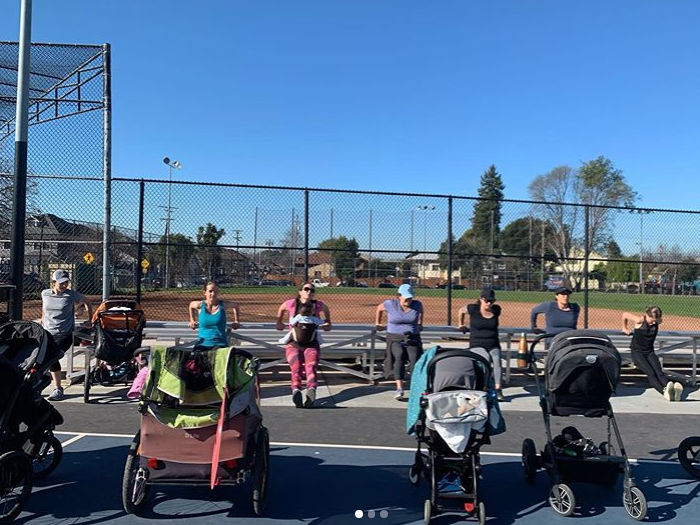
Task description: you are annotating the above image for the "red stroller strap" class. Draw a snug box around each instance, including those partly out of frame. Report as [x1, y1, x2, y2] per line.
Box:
[210, 386, 228, 489]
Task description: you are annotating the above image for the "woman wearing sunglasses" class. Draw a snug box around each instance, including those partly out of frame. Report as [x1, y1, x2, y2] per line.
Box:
[275, 282, 332, 408]
[458, 287, 504, 400]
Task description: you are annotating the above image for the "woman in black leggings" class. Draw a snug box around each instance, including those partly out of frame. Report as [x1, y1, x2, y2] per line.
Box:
[622, 306, 682, 401]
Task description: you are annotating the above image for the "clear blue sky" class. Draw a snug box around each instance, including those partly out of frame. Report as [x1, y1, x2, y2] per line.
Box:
[2, 0, 699, 215]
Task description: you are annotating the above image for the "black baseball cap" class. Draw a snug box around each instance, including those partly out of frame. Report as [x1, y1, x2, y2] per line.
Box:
[555, 286, 572, 295]
[480, 288, 496, 301]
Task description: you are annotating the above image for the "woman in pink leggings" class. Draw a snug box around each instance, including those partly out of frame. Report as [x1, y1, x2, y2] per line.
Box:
[275, 282, 332, 408]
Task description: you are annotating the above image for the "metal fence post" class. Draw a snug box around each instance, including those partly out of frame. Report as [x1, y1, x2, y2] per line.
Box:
[304, 189, 309, 282]
[136, 179, 145, 303]
[447, 196, 453, 325]
[101, 43, 112, 301]
[584, 204, 589, 328]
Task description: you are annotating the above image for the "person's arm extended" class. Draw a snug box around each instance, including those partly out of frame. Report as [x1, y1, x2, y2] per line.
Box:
[229, 300, 240, 330]
[375, 302, 386, 331]
[275, 303, 287, 331]
[457, 305, 468, 332]
[320, 303, 332, 331]
[76, 293, 92, 326]
[622, 311, 642, 335]
[417, 302, 424, 331]
[188, 300, 199, 330]
[530, 302, 548, 331]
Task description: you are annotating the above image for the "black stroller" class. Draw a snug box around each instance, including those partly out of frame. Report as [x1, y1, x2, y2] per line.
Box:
[408, 346, 498, 525]
[0, 321, 64, 523]
[678, 436, 700, 479]
[83, 299, 148, 403]
[521, 330, 647, 520]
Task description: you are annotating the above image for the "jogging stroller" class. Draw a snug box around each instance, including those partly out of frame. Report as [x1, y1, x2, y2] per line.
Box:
[0, 321, 64, 523]
[83, 299, 148, 403]
[521, 330, 647, 520]
[678, 436, 700, 479]
[407, 346, 502, 525]
[122, 341, 269, 516]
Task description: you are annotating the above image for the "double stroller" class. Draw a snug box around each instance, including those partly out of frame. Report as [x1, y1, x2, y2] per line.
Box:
[122, 341, 269, 516]
[83, 299, 147, 403]
[521, 330, 647, 520]
[0, 321, 64, 522]
[407, 346, 502, 525]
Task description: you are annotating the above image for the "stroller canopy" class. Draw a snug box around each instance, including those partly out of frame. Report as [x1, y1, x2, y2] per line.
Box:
[143, 344, 258, 429]
[0, 321, 54, 373]
[546, 330, 622, 416]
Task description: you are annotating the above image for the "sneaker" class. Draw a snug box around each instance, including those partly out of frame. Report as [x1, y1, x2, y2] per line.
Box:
[496, 389, 505, 402]
[673, 382, 684, 401]
[292, 389, 303, 408]
[304, 388, 316, 408]
[394, 389, 404, 400]
[663, 381, 674, 401]
[47, 387, 65, 401]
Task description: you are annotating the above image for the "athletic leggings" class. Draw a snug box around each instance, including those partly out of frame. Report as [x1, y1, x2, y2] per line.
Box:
[387, 334, 423, 381]
[484, 347, 502, 386]
[631, 349, 670, 394]
[285, 344, 319, 391]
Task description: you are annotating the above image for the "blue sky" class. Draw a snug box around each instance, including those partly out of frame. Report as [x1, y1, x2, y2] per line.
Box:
[1, 1, 699, 255]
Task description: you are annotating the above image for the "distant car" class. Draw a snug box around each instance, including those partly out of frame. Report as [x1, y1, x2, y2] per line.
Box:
[353, 281, 369, 288]
[259, 280, 279, 286]
[377, 282, 397, 288]
[452, 284, 466, 290]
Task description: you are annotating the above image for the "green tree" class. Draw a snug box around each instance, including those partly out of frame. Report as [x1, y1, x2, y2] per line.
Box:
[471, 165, 505, 245]
[317, 236, 360, 283]
[528, 157, 636, 288]
[196, 223, 226, 281]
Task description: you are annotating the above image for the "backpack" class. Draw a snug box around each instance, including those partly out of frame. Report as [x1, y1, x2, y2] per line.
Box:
[291, 299, 319, 346]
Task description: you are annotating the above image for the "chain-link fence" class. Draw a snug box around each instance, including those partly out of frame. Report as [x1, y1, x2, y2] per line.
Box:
[0, 41, 108, 309]
[10, 176, 699, 331]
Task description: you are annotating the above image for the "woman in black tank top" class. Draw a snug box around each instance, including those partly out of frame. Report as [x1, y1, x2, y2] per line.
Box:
[622, 306, 682, 401]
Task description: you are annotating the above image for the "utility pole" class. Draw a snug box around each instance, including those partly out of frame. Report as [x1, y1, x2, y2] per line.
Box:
[231, 229, 242, 284]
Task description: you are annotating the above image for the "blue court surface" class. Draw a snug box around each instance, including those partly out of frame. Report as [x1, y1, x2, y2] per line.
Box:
[14, 432, 700, 525]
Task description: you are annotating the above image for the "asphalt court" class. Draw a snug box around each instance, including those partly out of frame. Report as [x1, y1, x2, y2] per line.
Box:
[14, 432, 700, 525]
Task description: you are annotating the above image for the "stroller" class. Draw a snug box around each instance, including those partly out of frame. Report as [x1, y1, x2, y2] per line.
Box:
[83, 299, 148, 403]
[121, 341, 269, 516]
[521, 330, 647, 520]
[0, 321, 64, 523]
[407, 346, 500, 525]
[678, 436, 700, 479]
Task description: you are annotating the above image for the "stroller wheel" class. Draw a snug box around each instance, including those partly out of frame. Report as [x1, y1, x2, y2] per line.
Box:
[252, 426, 270, 516]
[0, 451, 33, 523]
[678, 436, 700, 479]
[423, 499, 432, 524]
[408, 464, 421, 486]
[477, 501, 486, 525]
[623, 486, 647, 521]
[122, 432, 150, 515]
[522, 438, 538, 484]
[548, 483, 575, 517]
[31, 434, 63, 480]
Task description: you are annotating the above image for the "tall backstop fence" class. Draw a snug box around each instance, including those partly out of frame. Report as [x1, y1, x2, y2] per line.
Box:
[6, 176, 700, 331]
[0, 41, 110, 314]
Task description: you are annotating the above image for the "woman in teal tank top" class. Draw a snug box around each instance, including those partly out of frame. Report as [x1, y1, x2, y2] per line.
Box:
[188, 281, 240, 348]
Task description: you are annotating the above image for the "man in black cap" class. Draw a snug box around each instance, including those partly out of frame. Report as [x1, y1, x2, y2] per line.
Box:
[530, 286, 579, 342]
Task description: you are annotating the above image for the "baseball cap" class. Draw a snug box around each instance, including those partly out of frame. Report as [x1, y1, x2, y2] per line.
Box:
[555, 286, 572, 295]
[480, 288, 496, 301]
[397, 284, 414, 298]
[52, 269, 70, 283]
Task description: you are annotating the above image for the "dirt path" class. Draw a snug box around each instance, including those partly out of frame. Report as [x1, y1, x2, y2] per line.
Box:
[23, 292, 698, 331]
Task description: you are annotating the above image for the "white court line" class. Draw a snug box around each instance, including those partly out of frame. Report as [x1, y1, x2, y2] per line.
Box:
[53, 431, 676, 465]
[59, 433, 86, 447]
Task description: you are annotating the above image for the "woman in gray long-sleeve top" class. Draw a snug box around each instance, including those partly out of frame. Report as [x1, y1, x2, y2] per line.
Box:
[530, 286, 579, 343]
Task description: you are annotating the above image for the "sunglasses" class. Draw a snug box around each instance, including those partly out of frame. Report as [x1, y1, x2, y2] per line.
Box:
[302, 287, 316, 292]
[481, 298, 494, 303]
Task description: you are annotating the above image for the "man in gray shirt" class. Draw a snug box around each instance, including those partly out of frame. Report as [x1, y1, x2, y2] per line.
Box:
[42, 269, 92, 401]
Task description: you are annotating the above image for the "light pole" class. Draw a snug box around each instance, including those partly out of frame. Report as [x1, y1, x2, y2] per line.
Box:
[630, 209, 651, 295]
[416, 205, 435, 282]
[162, 157, 181, 288]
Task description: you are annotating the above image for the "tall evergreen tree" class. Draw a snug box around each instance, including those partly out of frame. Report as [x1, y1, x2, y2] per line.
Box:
[471, 164, 505, 246]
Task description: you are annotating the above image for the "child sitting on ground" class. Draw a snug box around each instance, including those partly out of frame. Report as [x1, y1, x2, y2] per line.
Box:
[277, 302, 326, 346]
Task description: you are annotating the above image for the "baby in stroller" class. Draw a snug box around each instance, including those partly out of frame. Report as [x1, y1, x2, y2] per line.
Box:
[83, 298, 148, 403]
[0, 321, 64, 522]
[406, 345, 505, 525]
[122, 342, 270, 517]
